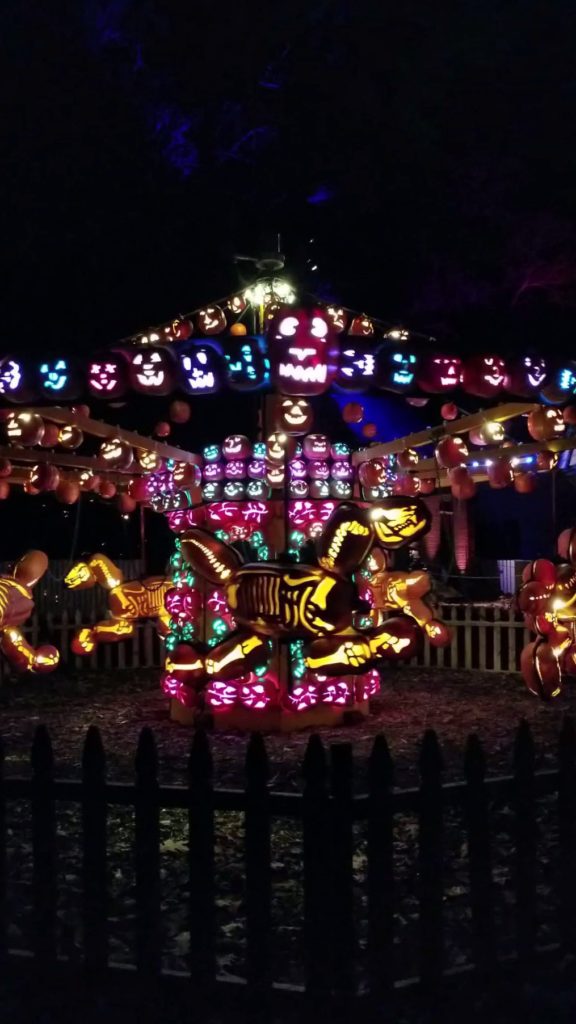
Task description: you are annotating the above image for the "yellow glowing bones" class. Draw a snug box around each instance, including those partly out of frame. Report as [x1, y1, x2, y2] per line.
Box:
[0, 551, 59, 673]
[65, 554, 171, 654]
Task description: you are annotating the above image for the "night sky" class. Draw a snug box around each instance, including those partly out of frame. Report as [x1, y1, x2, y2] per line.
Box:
[3, 2, 576, 565]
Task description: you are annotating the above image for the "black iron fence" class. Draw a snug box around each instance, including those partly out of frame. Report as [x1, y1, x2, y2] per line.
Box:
[1, 720, 575, 1018]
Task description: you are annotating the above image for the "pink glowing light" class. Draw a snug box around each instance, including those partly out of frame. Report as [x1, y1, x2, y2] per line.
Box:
[206, 680, 238, 707]
[288, 500, 336, 527]
[288, 683, 320, 711]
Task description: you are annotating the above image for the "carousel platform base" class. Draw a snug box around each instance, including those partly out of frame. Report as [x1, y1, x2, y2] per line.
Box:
[170, 699, 370, 731]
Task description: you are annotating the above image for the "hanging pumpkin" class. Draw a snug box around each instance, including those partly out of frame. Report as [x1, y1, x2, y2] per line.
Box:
[488, 460, 513, 489]
[348, 315, 374, 336]
[169, 400, 191, 424]
[441, 402, 459, 421]
[397, 449, 419, 470]
[563, 405, 576, 425]
[30, 464, 60, 492]
[229, 322, 247, 336]
[171, 318, 193, 341]
[417, 353, 462, 393]
[462, 355, 508, 398]
[154, 421, 171, 438]
[419, 478, 436, 495]
[58, 424, 84, 449]
[514, 471, 538, 494]
[118, 494, 137, 515]
[536, 450, 558, 472]
[342, 402, 364, 424]
[128, 477, 151, 502]
[6, 412, 45, 447]
[435, 436, 468, 469]
[196, 306, 227, 335]
[527, 407, 565, 441]
[99, 480, 117, 499]
[56, 479, 81, 504]
[362, 423, 377, 439]
[99, 438, 133, 470]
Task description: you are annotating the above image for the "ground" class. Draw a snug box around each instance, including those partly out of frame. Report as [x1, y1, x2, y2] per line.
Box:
[1, 666, 574, 1004]
[0, 665, 574, 786]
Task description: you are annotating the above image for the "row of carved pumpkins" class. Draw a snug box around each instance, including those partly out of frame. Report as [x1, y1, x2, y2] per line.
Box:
[1, 334, 575, 402]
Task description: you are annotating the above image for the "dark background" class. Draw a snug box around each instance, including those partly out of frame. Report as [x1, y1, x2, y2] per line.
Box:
[2, 1, 576, 566]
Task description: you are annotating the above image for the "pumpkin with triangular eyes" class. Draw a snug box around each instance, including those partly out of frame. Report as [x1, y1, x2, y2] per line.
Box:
[128, 347, 175, 396]
[268, 309, 339, 396]
[275, 396, 314, 435]
[417, 353, 462, 393]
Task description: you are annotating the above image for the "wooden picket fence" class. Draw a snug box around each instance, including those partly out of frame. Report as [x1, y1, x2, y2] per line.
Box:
[0, 720, 575, 1018]
[0, 604, 530, 683]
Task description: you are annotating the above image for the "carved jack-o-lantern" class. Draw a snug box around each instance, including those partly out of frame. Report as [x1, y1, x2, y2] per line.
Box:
[136, 449, 164, 472]
[223, 481, 245, 500]
[38, 358, 79, 398]
[325, 306, 347, 332]
[269, 309, 339, 395]
[99, 438, 133, 470]
[88, 353, 128, 399]
[224, 336, 269, 391]
[222, 435, 251, 460]
[540, 362, 576, 404]
[376, 348, 418, 393]
[0, 358, 25, 399]
[349, 316, 374, 337]
[196, 305, 227, 335]
[129, 348, 175, 396]
[527, 407, 566, 441]
[179, 343, 223, 396]
[289, 458, 307, 480]
[267, 432, 296, 463]
[247, 459, 266, 480]
[6, 412, 45, 447]
[276, 396, 314, 435]
[289, 479, 309, 499]
[336, 342, 377, 391]
[331, 460, 353, 481]
[417, 353, 462, 393]
[307, 460, 330, 480]
[303, 434, 330, 460]
[247, 479, 270, 500]
[203, 462, 224, 482]
[507, 356, 548, 396]
[266, 463, 285, 489]
[224, 460, 246, 480]
[462, 355, 508, 398]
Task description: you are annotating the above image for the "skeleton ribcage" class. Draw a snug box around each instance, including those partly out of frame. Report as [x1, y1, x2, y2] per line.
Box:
[234, 571, 318, 633]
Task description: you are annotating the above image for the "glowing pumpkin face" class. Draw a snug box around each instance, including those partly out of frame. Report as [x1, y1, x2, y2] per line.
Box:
[88, 355, 127, 399]
[369, 497, 431, 549]
[336, 343, 377, 391]
[266, 463, 285, 488]
[539, 363, 576, 404]
[246, 479, 270, 500]
[247, 459, 266, 480]
[269, 309, 339, 396]
[129, 348, 174, 395]
[309, 480, 330, 499]
[222, 434, 251, 460]
[303, 434, 330, 460]
[224, 337, 269, 391]
[0, 358, 24, 398]
[377, 349, 418, 392]
[325, 306, 347, 332]
[289, 458, 307, 480]
[462, 355, 508, 397]
[289, 479, 309, 498]
[203, 462, 224, 482]
[100, 438, 133, 469]
[196, 305, 226, 335]
[179, 344, 223, 395]
[330, 480, 352, 500]
[267, 432, 296, 463]
[349, 316, 374, 336]
[331, 460, 353, 481]
[38, 358, 77, 396]
[308, 460, 330, 480]
[223, 481, 245, 499]
[417, 353, 462, 393]
[508, 356, 548, 396]
[203, 444, 221, 462]
[224, 460, 246, 480]
[202, 482, 222, 501]
[277, 397, 313, 435]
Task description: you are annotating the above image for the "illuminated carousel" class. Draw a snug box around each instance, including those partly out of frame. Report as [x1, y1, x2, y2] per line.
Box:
[2, 259, 576, 727]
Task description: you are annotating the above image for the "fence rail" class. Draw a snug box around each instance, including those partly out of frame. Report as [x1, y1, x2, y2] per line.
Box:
[0, 720, 575, 1017]
[0, 604, 529, 682]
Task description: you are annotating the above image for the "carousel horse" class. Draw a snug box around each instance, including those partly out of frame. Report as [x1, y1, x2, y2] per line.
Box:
[0, 551, 59, 672]
[65, 553, 171, 654]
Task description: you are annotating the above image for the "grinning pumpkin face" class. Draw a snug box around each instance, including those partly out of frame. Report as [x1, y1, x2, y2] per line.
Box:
[129, 348, 174, 395]
[100, 438, 133, 469]
[222, 434, 251, 460]
[303, 434, 330, 460]
[179, 343, 222, 395]
[203, 462, 224, 482]
[417, 353, 462, 393]
[508, 355, 548, 396]
[202, 482, 222, 501]
[331, 460, 353, 481]
[246, 479, 270, 500]
[38, 358, 77, 396]
[330, 480, 353, 499]
[224, 460, 246, 480]
[223, 481, 245, 500]
[247, 458, 266, 480]
[377, 348, 418, 392]
[336, 343, 377, 391]
[269, 309, 339, 396]
[266, 463, 285, 488]
[462, 355, 508, 397]
[88, 354, 127, 399]
[349, 316, 374, 336]
[289, 479, 309, 498]
[277, 396, 313, 435]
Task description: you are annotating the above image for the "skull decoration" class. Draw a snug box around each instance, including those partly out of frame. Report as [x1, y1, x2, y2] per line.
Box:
[38, 358, 79, 398]
[222, 435, 251, 460]
[275, 396, 314, 436]
[462, 355, 508, 398]
[376, 348, 418, 392]
[507, 356, 548, 397]
[417, 353, 462, 393]
[179, 343, 223, 395]
[128, 347, 175, 396]
[196, 306, 227, 335]
[87, 353, 128, 399]
[224, 337, 270, 391]
[269, 309, 339, 395]
[330, 480, 353, 499]
[336, 342, 377, 391]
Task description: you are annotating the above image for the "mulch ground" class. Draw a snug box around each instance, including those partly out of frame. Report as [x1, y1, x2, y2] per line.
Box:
[1, 667, 575, 1007]
[0, 665, 575, 786]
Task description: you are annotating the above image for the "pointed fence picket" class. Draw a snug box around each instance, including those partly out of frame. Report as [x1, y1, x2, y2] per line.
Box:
[0, 720, 574, 1016]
